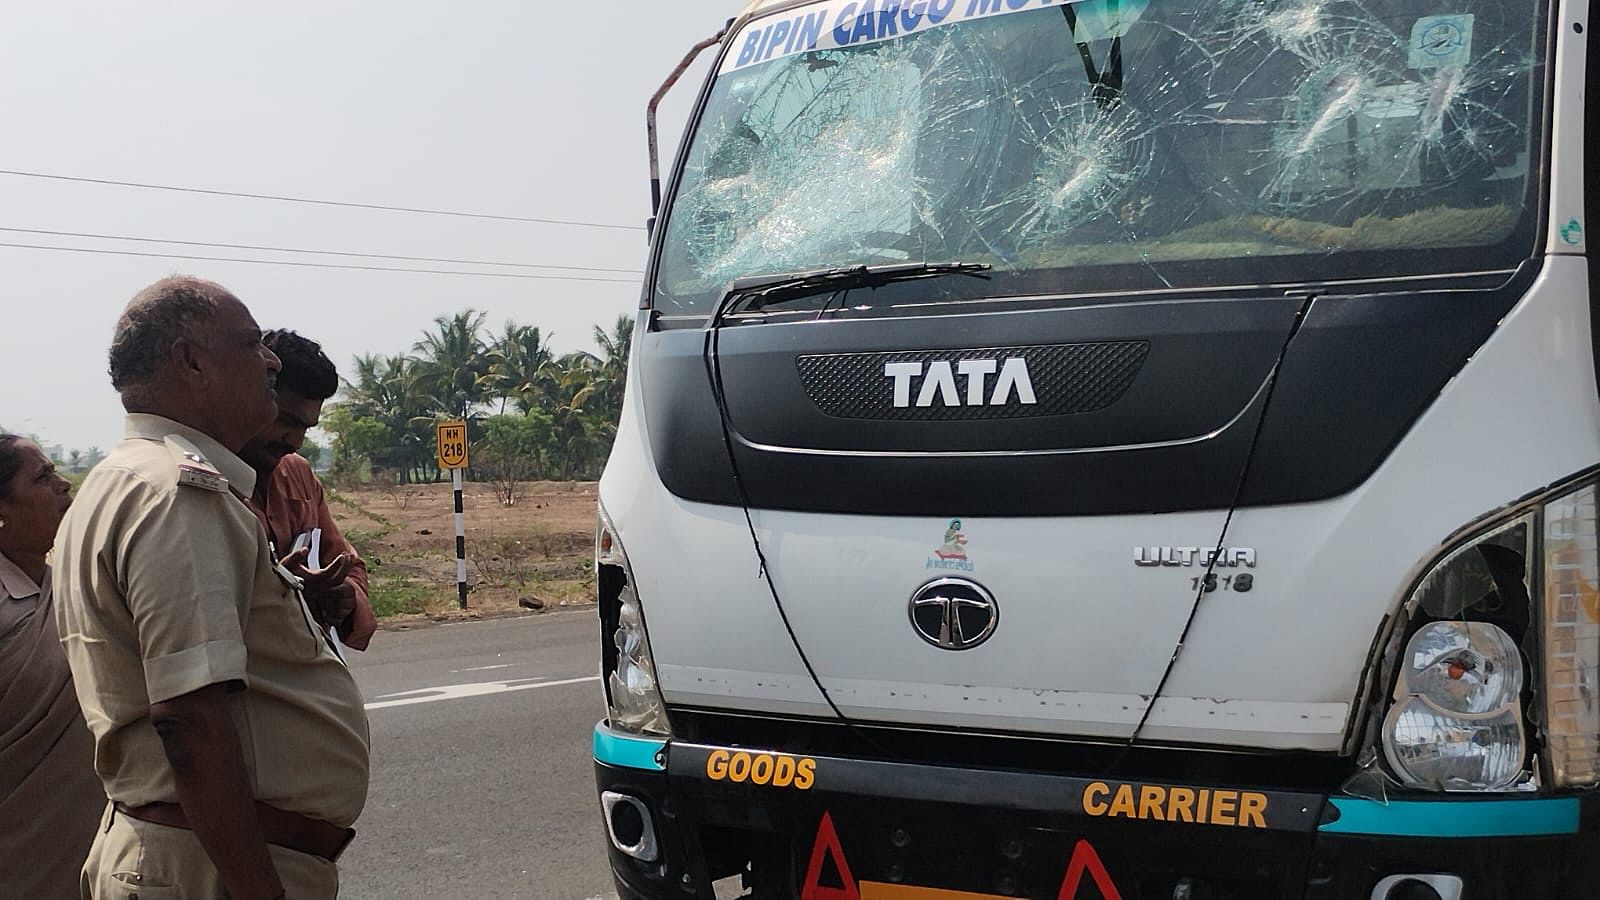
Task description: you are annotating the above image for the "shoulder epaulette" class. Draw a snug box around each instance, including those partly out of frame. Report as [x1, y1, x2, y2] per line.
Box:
[164, 436, 229, 493]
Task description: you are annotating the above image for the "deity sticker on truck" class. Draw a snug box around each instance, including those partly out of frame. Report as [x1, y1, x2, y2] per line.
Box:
[927, 518, 974, 572]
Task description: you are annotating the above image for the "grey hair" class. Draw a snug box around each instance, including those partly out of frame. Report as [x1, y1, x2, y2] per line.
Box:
[107, 276, 233, 391]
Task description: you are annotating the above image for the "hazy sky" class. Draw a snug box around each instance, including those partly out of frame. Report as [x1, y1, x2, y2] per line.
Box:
[0, 1, 739, 451]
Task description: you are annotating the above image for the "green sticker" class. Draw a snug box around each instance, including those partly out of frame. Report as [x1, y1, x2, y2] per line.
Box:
[1561, 218, 1585, 245]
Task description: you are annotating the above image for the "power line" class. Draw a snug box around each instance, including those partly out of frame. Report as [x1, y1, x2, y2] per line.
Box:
[0, 169, 643, 232]
[0, 226, 643, 274]
[0, 240, 643, 283]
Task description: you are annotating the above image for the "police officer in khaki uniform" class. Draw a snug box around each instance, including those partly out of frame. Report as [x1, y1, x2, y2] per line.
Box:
[53, 276, 370, 900]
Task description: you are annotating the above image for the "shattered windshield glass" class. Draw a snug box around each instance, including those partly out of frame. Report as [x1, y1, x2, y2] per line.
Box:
[653, 0, 1543, 317]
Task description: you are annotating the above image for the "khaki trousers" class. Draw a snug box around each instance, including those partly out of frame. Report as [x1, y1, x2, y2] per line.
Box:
[81, 804, 340, 899]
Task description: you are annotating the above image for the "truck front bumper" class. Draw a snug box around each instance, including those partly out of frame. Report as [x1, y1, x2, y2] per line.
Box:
[593, 721, 1598, 899]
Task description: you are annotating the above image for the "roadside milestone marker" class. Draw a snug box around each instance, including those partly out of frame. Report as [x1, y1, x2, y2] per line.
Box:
[436, 420, 469, 470]
[436, 421, 470, 609]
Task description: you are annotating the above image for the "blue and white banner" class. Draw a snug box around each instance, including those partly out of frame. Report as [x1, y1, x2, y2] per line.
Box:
[721, 0, 1150, 74]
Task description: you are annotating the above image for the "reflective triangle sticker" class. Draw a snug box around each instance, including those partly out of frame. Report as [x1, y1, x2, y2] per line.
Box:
[802, 812, 861, 900]
[1057, 840, 1122, 900]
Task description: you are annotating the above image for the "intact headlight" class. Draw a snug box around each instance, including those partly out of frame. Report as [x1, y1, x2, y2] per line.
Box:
[1384, 698, 1526, 791]
[596, 503, 670, 736]
[1362, 474, 1600, 793]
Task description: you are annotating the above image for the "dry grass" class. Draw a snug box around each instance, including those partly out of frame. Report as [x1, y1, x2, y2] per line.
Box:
[327, 480, 598, 625]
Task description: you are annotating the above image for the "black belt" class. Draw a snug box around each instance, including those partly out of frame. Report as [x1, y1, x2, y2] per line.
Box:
[115, 800, 355, 862]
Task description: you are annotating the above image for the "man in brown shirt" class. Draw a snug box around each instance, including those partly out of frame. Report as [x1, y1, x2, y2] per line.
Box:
[54, 276, 370, 899]
[240, 329, 377, 651]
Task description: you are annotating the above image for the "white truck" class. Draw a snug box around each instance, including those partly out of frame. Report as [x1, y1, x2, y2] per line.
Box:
[592, 1, 1600, 897]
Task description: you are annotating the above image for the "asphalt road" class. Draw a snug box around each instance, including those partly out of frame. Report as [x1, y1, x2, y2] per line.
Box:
[340, 612, 617, 900]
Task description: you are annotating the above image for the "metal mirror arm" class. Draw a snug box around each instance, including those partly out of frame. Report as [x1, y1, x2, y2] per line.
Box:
[647, 28, 729, 226]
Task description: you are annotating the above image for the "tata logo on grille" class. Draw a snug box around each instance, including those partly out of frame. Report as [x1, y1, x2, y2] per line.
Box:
[883, 357, 1036, 409]
[909, 578, 998, 650]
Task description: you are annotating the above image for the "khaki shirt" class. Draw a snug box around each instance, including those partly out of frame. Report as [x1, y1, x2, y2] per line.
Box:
[53, 414, 370, 827]
[1, 556, 106, 900]
[0, 553, 41, 640]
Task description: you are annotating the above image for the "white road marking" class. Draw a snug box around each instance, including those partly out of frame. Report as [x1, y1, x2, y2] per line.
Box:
[365, 675, 599, 711]
[449, 663, 513, 673]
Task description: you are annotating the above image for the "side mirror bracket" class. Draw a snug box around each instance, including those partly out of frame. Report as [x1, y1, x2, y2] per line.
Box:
[646, 29, 727, 218]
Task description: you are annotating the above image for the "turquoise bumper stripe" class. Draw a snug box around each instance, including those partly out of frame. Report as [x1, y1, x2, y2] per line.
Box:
[593, 723, 667, 772]
[1323, 797, 1581, 837]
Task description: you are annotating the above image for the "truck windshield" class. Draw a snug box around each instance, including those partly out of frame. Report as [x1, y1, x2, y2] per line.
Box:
[653, 0, 1544, 317]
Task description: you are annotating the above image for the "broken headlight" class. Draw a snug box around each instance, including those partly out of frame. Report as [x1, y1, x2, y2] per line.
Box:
[1365, 475, 1600, 793]
[596, 503, 670, 735]
[1382, 621, 1528, 791]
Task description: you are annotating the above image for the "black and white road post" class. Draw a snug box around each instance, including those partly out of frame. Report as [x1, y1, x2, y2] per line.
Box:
[452, 468, 467, 608]
[436, 420, 470, 609]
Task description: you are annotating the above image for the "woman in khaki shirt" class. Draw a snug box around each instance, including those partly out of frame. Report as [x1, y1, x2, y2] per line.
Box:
[0, 433, 105, 898]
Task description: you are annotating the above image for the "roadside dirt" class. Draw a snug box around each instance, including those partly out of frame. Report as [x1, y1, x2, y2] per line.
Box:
[324, 480, 598, 626]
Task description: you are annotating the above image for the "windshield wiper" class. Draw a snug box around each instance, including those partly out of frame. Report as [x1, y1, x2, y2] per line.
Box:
[712, 261, 991, 323]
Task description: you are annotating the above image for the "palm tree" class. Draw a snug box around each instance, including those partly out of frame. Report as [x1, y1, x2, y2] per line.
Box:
[413, 310, 489, 422]
[323, 311, 637, 484]
[342, 353, 389, 417]
[586, 314, 634, 424]
[341, 353, 437, 482]
[541, 353, 603, 479]
[481, 321, 554, 414]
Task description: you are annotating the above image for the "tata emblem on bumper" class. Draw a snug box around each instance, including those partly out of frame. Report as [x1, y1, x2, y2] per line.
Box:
[1134, 547, 1257, 567]
[909, 578, 998, 650]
